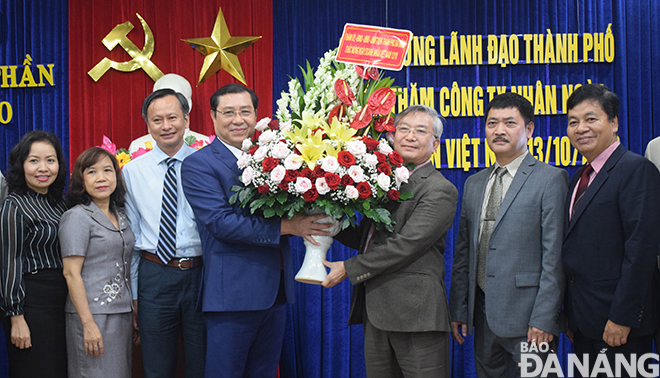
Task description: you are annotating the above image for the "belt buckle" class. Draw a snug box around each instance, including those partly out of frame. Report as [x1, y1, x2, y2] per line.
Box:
[177, 257, 192, 271]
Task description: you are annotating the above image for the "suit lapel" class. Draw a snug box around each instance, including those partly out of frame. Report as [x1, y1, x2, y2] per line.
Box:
[565, 145, 626, 236]
[211, 138, 242, 177]
[492, 154, 535, 231]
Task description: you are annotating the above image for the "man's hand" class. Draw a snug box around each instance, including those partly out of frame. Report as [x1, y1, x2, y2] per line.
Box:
[281, 214, 332, 245]
[321, 260, 347, 287]
[10, 315, 31, 349]
[528, 326, 554, 347]
[451, 321, 468, 345]
[602, 320, 630, 347]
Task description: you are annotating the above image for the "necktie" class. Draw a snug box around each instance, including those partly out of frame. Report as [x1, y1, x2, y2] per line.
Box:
[477, 167, 506, 291]
[572, 164, 594, 215]
[156, 158, 177, 264]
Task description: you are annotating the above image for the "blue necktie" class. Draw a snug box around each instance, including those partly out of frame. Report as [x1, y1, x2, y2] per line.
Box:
[156, 158, 177, 264]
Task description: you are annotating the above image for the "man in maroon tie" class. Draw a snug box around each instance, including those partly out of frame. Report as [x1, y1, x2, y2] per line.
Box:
[562, 84, 660, 377]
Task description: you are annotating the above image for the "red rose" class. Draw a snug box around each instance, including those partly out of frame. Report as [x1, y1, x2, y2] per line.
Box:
[356, 182, 372, 199]
[268, 119, 279, 130]
[300, 167, 314, 179]
[324, 173, 341, 189]
[341, 175, 354, 186]
[374, 151, 387, 164]
[387, 189, 400, 200]
[278, 181, 289, 191]
[262, 157, 279, 173]
[302, 188, 319, 202]
[388, 151, 403, 167]
[361, 136, 379, 152]
[284, 170, 299, 182]
[258, 184, 270, 194]
[249, 145, 259, 155]
[377, 163, 392, 175]
[313, 165, 325, 178]
[337, 151, 356, 167]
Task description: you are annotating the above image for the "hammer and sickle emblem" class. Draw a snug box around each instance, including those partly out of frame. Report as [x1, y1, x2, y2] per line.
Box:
[88, 13, 164, 82]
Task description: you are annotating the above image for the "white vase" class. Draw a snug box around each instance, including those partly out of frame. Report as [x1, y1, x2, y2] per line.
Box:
[294, 211, 341, 285]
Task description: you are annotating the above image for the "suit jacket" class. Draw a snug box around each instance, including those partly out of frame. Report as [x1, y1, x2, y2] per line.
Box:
[563, 144, 660, 340]
[449, 153, 568, 338]
[338, 162, 458, 332]
[181, 138, 294, 312]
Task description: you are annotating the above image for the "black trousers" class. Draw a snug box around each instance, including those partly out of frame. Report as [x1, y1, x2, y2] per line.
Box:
[2, 269, 67, 378]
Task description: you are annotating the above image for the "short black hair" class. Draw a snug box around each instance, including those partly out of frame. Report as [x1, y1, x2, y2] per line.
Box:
[485, 92, 535, 126]
[566, 83, 619, 121]
[66, 147, 126, 211]
[141, 89, 190, 123]
[210, 83, 258, 112]
[6, 130, 67, 203]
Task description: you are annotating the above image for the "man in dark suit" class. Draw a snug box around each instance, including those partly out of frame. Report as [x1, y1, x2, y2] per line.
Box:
[449, 92, 568, 377]
[322, 105, 458, 378]
[563, 84, 660, 376]
[180, 83, 329, 378]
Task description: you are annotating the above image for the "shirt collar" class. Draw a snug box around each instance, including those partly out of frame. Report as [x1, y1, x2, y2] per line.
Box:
[219, 139, 244, 159]
[151, 143, 189, 165]
[589, 140, 620, 174]
[492, 150, 528, 178]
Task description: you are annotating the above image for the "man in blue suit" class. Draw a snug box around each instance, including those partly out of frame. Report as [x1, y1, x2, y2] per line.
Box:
[181, 83, 329, 378]
[563, 84, 660, 377]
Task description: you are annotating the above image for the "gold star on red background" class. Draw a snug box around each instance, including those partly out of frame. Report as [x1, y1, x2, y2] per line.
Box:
[181, 7, 261, 85]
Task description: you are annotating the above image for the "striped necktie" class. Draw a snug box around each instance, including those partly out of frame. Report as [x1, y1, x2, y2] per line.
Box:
[156, 158, 177, 264]
[477, 166, 506, 291]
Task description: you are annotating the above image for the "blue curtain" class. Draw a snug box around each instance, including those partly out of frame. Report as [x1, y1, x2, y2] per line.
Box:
[0, 2, 68, 377]
[273, 1, 660, 377]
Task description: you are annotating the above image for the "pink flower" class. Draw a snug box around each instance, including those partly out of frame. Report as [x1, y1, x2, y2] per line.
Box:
[294, 177, 312, 193]
[98, 136, 116, 154]
[315, 177, 331, 195]
[131, 147, 150, 159]
[190, 140, 206, 150]
[270, 165, 286, 184]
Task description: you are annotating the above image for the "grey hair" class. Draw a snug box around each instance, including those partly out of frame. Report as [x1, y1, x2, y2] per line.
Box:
[393, 105, 444, 139]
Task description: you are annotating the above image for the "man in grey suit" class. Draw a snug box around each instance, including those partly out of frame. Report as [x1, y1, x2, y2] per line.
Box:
[322, 105, 458, 378]
[449, 92, 568, 377]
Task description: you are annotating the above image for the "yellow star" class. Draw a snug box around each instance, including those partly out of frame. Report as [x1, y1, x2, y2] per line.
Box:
[181, 7, 261, 85]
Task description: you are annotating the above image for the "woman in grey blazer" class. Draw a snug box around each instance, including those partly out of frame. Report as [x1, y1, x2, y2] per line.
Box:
[60, 147, 135, 378]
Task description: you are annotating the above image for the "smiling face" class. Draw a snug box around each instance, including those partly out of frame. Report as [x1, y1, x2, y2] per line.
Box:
[211, 91, 257, 149]
[83, 155, 117, 205]
[485, 107, 534, 166]
[392, 111, 440, 165]
[567, 100, 619, 162]
[23, 141, 59, 194]
[146, 94, 189, 156]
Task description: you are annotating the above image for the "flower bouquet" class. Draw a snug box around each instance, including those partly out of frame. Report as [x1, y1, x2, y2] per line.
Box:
[230, 48, 411, 284]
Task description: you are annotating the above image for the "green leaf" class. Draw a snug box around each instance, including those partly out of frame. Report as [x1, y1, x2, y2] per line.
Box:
[239, 186, 253, 203]
[229, 192, 239, 205]
[263, 208, 276, 218]
[398, 190, 413, 200]
[276, 191, 288, 204]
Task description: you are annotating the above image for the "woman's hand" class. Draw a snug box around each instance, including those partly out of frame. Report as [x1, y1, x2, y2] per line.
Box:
[83, 320, 104, 357]
[10, 315, 31, 349]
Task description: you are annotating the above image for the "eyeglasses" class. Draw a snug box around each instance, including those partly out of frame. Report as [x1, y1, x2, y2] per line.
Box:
[213, 109, 255, 119]
[396, 125, 432, 137]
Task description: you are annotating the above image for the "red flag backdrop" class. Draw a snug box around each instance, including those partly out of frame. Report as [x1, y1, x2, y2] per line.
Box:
[68, 0, 273, 163]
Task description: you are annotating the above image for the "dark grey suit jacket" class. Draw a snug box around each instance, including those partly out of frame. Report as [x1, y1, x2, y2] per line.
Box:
[338, 162, 458, 332]
[449, 153, 568, 338]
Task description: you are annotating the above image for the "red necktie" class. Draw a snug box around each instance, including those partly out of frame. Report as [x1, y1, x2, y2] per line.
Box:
[572, 164, 594, 214]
